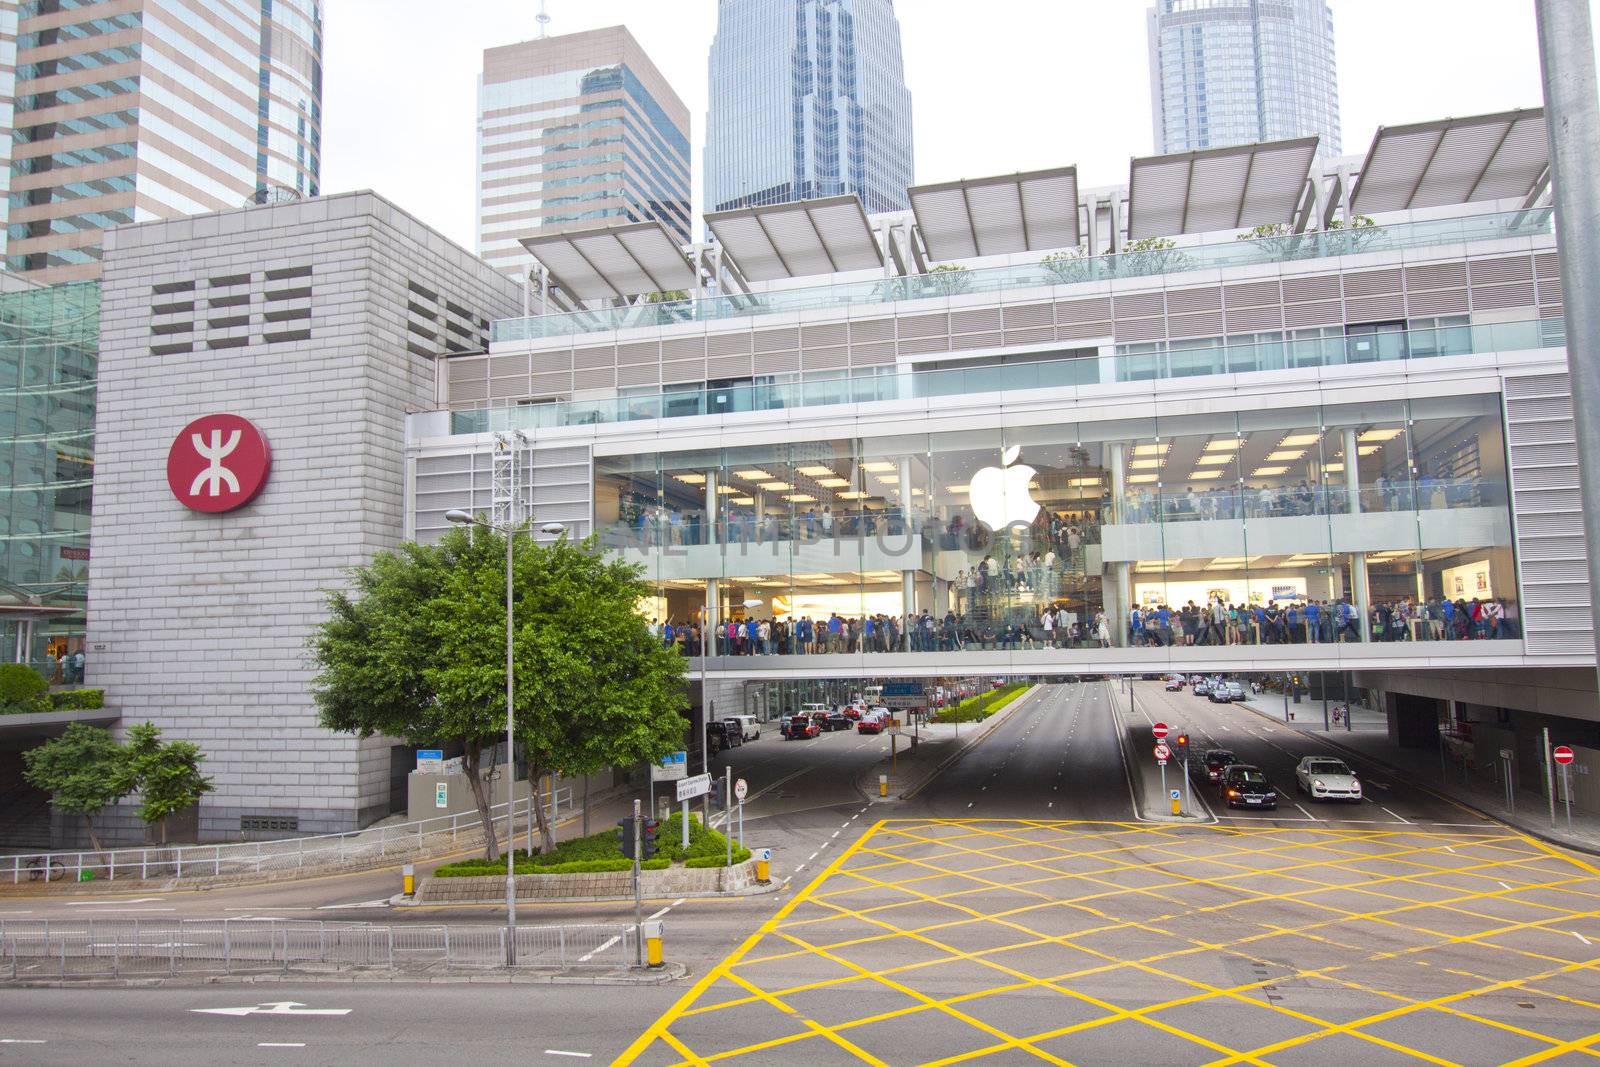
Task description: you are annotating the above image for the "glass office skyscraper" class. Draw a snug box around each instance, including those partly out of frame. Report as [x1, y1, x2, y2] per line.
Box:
[3, 0, 324, 284]
[476, 26, 692, 280]
[1147, 0, 1340, 156]
[706, 0, 914, 215]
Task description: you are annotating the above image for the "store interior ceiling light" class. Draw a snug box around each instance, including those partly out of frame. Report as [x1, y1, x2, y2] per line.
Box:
[1133, 444, 1166, 456]
[716, 485, 739, 494]
[1188, 470, 1226, 480]
[1279, 433, 1322, 447]
[1266, 450, 1306, 462]
[876, 474, 900, 484]
[1128, 474, 1160, 483]
[1130, 459, 1163, 469]
[796, 465, 835, 477]
[730, 496, 754, 505]
[837, 490, 869, 499]
[674, 473, 706, 484]
[736, 470, 772, 480]
[946, 485, 970, 493]
[1204, 440, 1244, 452]
[861, 461, 897, 472]
[759, 481, 793, 491]
[817, 477, 850, 488]
[1359, 428, 1407, 442]
[785, 494, 816, 503]
[1357, 446, 1382, 456]
[1324, 463, 1345, 473]
[1070, 477, 1103, 486]
[1252, 466, 1290, 476]
[1195, 455, 1234, 466]
[794, 574, 833, 581]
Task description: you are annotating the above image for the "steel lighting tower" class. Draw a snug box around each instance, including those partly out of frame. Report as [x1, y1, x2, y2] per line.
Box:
[446, 430, 565, 966]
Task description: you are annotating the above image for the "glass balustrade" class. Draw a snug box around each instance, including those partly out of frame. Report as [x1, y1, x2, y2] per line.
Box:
[491, 209, 1555, 345]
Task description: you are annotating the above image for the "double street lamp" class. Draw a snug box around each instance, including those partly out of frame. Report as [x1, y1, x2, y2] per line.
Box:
[444, 508, 565, 966]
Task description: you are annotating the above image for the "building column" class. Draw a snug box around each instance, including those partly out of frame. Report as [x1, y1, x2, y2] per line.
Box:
[899, 456, 918, 616]
[706, 470, 719, 545]
[1108, 443, 1132, 647]
[1344, 428, 1370, 641]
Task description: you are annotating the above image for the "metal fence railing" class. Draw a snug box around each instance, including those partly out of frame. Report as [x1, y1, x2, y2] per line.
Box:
[4, 787, 574, 885]
[0, 918, 636, 978]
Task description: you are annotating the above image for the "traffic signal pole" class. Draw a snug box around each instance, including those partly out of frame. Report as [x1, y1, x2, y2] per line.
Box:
[632, 797, 643, 969]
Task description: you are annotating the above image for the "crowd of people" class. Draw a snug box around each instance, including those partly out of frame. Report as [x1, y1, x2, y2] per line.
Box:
[1122, 476, 1488, 524]
[650, 593, 1519, 656]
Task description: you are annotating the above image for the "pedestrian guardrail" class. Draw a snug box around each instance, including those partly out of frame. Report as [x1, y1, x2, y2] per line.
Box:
[0, 918, 634, 977]
[4, 787, 573, 885]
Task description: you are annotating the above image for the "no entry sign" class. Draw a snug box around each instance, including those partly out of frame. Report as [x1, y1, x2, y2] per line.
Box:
[1554, 745, 1575, 766]
[1152, 722, 1169, 740]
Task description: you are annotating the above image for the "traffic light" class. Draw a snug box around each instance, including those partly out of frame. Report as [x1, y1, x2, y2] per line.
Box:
[1174, 734, 1190, 762]
[641, 818, 660, 860]
[618, 816, 637, 859]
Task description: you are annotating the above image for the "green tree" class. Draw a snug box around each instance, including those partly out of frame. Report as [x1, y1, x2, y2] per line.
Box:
[311, 526, 688, 859]
[21, 723, 134, 851]
[1041, 247, 1091, 284]
[125, 722, 214, 844]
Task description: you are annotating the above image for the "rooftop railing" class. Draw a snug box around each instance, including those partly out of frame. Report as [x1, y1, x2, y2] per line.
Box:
[450, 317, 1561, 437]
[489, 209, 1554, 345]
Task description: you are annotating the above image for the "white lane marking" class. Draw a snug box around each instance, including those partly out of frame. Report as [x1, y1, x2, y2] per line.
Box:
[851, 813, 861, 820]
[192, 1002, 351, 1017]
[1294, 803, 1317, 821]
[545, 1052, 594, 1059]
[258, 1044, 307, 1049]
[50, 907, 174, 913]
[1573, 932, 1592, 946]
[1048, 802, 1053, 808]
[1443, 846, 1457, 854]
[1380, 807, 1412, 825]
[830, 831, 840, 840]
[65, 897, 162, 905]
[0, 911, 33, 916]
[0, 1040, 46, 1045]
[795, 864, 807, 872]
[839, 822, 849, 828]
[316, 899, 389, 910]
[226, 907, 313, 912]
[647, 906, 672, 920]
[1499, 882, 1514, 891]
[967, 802, 974, 808]
[1433, 822, 1496, 828]
[805, 851, 818, 862]
[578, 935, 621, 963]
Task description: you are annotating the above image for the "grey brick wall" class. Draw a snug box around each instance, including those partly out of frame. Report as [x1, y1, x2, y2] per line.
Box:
[87, 191, 521, 843]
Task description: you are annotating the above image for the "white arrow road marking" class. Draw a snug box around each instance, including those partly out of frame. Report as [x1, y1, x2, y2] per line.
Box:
[315, 900, 389, 910]
[191, 1002, 352, 1017]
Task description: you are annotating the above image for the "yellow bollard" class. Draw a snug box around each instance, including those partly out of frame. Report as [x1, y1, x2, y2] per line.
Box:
[402, 863, 415, 896]
[643, 919, 664, 967]
[1171, 795, 1181, 816]
[879, 773, 889, 798]
[754, 847, 771, 884]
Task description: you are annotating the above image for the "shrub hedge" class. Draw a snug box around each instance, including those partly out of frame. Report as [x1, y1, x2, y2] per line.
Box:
[433, 809, 749, 877]
[932, 683, 1028, 724]
[50, 688, 104, 711]
[0, 664, 48, 714]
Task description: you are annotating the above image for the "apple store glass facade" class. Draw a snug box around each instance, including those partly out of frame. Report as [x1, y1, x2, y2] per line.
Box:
[598, 394, 1518, 653]
[0, 281, 96, 678]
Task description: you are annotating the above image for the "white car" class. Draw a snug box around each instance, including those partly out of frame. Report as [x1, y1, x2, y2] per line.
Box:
[1295, 756, 1362, 801]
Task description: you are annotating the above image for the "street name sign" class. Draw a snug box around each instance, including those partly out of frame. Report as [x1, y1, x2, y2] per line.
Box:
[677, 773, 712, 802]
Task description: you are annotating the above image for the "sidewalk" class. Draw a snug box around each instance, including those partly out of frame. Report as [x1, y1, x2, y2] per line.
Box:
[1235, 696, 1600, 856]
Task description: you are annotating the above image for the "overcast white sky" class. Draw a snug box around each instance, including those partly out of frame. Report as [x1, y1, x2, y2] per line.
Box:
[322, 1, 1560, 253]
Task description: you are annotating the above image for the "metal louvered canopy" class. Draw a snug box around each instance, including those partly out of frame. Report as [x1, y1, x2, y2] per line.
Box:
[908, 166, 1080, 260]
[704, 195, 882, 282]
[519, 219, 696, 302]
[1126, 137, 1320, 240]
[1351, 108, 1549, 214]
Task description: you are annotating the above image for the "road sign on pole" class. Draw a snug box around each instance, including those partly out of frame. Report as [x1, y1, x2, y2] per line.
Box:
[1554, 745, 1575, 764]
[676, 773, 711, 802]
[652, 751, 688, 782]
[1154, 743, 1171, 761]
[1152, 722, 1169, 740]
[734, 778, 748, 801]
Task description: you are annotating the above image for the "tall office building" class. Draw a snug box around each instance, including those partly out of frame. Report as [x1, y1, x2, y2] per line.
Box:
[705, 0, 914, 215]
[1148, 0, 1340, 156]
[4, 0, 323, 284]
[476, 26, 692, 281]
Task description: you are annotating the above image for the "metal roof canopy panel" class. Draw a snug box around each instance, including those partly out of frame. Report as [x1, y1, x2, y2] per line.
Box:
[520, 220, 696, 302]
[705, 195, 882, 282]
[1127, 136, 1319, 240]
[1351, 108, 1548, 214]
[908, 166, 1080, 260]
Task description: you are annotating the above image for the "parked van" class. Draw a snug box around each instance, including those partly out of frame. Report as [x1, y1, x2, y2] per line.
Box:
[732, 714, 760, 741]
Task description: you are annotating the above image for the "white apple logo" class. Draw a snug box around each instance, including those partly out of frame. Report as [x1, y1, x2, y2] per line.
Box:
[968, 445, 1040, 530]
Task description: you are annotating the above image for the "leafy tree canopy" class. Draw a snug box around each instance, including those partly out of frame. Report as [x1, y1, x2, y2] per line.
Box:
[22, 723, 133, 851]
[312, 526, 687, 858]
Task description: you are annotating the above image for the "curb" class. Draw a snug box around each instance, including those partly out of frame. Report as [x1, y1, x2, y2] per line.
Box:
[0, 962, 690, 989]
[1231, 699, 1600, 859]
[893, 685, 1043, 800]
[397, 880, 782, 908]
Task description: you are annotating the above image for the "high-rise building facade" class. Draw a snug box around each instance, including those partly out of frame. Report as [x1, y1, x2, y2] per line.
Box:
[476, 26, 692, 281]
[1148, 0, 1340, 156]
[4, 0, 323, 284]
[705, 0, 914, 215]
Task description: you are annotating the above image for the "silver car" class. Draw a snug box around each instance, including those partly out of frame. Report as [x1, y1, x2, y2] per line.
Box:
[1295, 756, 1362, 801]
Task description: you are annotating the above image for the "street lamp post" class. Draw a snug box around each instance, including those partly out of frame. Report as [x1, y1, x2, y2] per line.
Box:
[445, 508, 565, 967]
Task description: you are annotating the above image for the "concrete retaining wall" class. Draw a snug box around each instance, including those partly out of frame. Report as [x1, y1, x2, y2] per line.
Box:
[417, 859, 763, 903]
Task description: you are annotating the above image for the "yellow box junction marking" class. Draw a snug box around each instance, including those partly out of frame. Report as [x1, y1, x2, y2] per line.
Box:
[615, 820, 1600, 1066]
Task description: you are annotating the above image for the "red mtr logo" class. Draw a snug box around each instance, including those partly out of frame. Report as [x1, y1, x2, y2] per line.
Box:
[165, 414, 272, 513]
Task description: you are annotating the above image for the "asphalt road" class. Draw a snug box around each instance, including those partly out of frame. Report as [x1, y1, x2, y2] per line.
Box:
[7, 681, 1600, 1066]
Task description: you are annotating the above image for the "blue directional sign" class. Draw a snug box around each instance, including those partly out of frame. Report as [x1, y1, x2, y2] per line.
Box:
[883, 682, 924, 697]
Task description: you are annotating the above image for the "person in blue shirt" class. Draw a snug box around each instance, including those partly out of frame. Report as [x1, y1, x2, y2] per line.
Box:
[1157, 605, 1173, 647]
[1304, 600, 1321, 643]
[1252, 604, 1267, 644]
